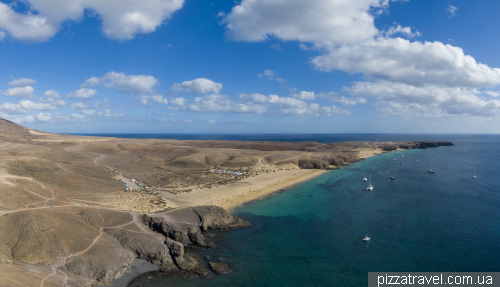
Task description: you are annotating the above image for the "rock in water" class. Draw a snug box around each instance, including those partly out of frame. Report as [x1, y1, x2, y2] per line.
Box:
[209, 262, 232, 274]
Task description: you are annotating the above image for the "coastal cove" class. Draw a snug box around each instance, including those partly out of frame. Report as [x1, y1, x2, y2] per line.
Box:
[129, 134, 500, 287]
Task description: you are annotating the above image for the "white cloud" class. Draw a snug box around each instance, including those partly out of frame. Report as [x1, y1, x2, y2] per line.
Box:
[0, 3, 58, 41]
[384, 24, 421, 38]
[85, 72, 159, 95]
[3, 86, 34, 98]
[0, 0, 186, 41]
[329, 95, 367, 105]
[40, 97, 66, 106]
[69, 102, 88, 109]
[7, 78, 36, 87]
[137, 95, 169, 105]
[103, 72, 158, 94]
[171, 97, 186, 106]
[208, 120, 215, 124]
[184, 119, 192, 123]
[221, 0, 389, 49]
[0, 30, 5, 40]
[344, 81, 500, 117]
[447, 5, 458, 18]
[485, 91, 500, 97]
[0, 100, 56, 114]
[44, 90, 60, 98]
[67, 88, 97, 99]
[291, 91, 316, 101]
[312, 37, 500, 89]
[15, 113, 88, 124]
[189, 94, 267, 114]
[81, 77, 102, 88]
[105, 109, 125, 118]
[276, 77, 286, 84]
[81, 109, 98, 116]
[94, 99, 109, 109]
[171, 78, 223, 95]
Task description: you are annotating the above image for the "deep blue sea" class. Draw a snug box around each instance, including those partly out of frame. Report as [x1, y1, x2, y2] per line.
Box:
[83, 134, 499, 287]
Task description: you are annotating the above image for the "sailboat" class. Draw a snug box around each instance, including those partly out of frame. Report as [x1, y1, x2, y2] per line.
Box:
[372, 167, 375, 172]
[473, 168, 476, 179]
[367, 177, 373, 191]
[390, 171, 394, 180]
[363, 173, 367, 182]
[416, 151, 419, 163]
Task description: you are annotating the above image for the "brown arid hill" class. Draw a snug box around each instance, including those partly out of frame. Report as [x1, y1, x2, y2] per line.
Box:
[0, 119, 453, 286]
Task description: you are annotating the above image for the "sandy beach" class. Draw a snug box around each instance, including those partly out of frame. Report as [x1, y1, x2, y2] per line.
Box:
[160, 148, 387, 213]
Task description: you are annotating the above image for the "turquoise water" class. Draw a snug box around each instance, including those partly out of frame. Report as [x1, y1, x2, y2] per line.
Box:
[131, 135, 500, 286]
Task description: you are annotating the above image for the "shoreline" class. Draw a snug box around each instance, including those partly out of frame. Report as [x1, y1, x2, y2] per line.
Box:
[226, 169, 329, 213]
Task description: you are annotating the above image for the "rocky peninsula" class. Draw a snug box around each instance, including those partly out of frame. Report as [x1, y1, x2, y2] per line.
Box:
[0, 119, 452, 286]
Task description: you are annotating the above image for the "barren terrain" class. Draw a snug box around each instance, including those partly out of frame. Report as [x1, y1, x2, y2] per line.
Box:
[0, 119, 447, 286]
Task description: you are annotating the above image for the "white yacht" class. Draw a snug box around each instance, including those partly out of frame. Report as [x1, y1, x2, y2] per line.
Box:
[363, 236, 370, 241]
[390, 172, 394, 180]
[363, 173, 367, 182]
[367, 177, 373, 191]
[427, 169, 435, 173]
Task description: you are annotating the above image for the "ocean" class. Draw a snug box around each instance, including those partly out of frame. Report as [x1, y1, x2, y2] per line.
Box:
[72, 134, 499, 287]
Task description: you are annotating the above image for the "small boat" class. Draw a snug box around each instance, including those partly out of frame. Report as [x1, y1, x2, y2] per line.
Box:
[363, 236, 370, 241]
[363, 173, 367, 182]
[399, 162, 402, 164]
[372, 167, 375, 172]
[473, 168, 476, 179]
[416, 151, 419, 162]
[402, 154, 404, 157]
[394, 158, 396, 161]
[390, 172, 394, 180]
[427, 169, 435, 173]
[367, 177, 373, 191]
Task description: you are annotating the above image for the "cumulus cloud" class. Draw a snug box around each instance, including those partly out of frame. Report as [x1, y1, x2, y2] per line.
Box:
[290, 91, 365, 105]
[171, 97, 186, 106]
[221, 0, 391, 49]
[137, 95, 169, 105]
[84, 72, 159, 95]
[258, 70, 286, 83]
[81, 77, 102, 88]
[0, 0, 186, 41]
[0, 100, 56, 114]
[67, 88, 97, 99]
[69, 102, 88, 109]
[105, 109, 125, 118]
[15, 113, 87, 124]
[239, 93, 350, 117]
[3, 86, 34, 98]
[171, 78, 223, 95]
[44, 90, 60, 98]
[188, 94, 267, 114]
[485, 91, 500, 97]
[291, 91, 316, 101]
[40, 97, 66, 106]
[7, 78, 36, 87]
[384, 24, 421, 38]
[312, 37, 500, 89]
[344, 81, 500, 117]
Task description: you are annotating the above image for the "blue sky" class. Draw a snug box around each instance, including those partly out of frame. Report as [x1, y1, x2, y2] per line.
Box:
[1, 0, 500, 134]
